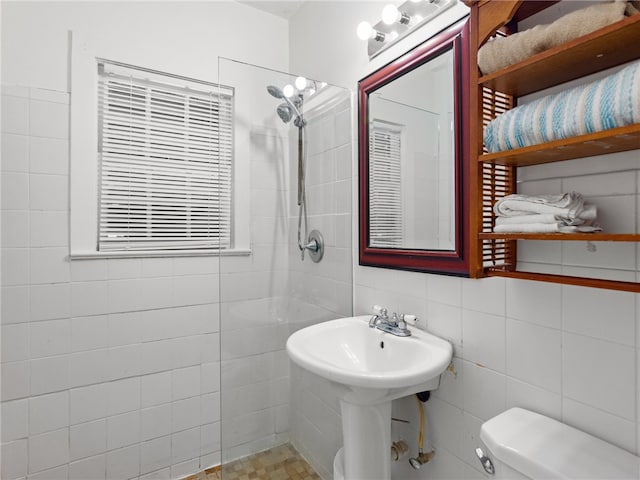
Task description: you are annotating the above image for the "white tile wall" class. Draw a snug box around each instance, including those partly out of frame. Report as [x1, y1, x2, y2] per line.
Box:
[506, 318, 561, 393]
[28, 428, 70, 473]
[70, 419, 107, 461]
[29, 391, 69, 435]
[2, 399, 29, 443]
[347, 270, 640, 480]
[68, 454, 106, 480]
[352, 266, 640, 480]
[2, 132, 30, 172]
[140, 436, 171, 475]
[1, 87, 224, 479]
[563, 332, 635, 420]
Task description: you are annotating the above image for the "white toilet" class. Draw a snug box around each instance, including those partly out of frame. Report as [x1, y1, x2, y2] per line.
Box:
[479, 408, 640, 479]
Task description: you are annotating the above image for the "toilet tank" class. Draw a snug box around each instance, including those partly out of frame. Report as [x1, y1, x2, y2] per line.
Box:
[480, 408, 640, 479]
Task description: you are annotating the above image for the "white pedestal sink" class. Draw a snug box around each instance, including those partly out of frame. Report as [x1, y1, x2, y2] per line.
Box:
[286, 315, 452, 480]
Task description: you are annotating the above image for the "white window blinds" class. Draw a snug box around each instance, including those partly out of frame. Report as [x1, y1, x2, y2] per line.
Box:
[97, 60, 233, 252]
[369, 121, 403, 248]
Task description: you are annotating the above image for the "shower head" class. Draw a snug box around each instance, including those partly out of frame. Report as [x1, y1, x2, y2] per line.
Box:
[276, 103, 306, 127]
[268, 85, 305, 127]
[267, 85, 284, 99]
[276, 103, 293, 123]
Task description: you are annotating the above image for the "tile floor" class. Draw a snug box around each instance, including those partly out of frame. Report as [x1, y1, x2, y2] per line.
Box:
[192, 444, 321, 480]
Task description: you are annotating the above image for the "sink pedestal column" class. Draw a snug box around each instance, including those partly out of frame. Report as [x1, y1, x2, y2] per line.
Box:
[339, 400, 392, 480]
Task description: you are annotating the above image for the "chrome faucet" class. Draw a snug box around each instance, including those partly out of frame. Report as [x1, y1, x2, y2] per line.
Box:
[369, 305, 388, 328]
[369, 305, 412, 337]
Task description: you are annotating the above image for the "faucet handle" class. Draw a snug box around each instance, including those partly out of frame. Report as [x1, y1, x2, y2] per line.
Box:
[403, 314, 417, 326]
[372, 305, 388, 318]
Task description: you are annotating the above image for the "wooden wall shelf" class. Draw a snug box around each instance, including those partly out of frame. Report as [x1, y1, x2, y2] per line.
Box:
[479, 233, 640, 242]
[468, 0, 640, 291]
[479, 14, 640, 97]
[486, 269, 640, 293]
[479, 124, 640, 167]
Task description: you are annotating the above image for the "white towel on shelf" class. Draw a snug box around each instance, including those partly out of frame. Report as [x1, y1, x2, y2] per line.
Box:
[494, 204, 598, 227]
[493, 193, 601, 234]
[494, 223, 602, 233]
[494, 192, 585, 219]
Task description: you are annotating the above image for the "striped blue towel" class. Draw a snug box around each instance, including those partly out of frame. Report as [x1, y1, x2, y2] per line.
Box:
[484, 60, 640, 153]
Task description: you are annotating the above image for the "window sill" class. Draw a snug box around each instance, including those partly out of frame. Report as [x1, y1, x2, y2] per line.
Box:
[69, 248, 252, 260]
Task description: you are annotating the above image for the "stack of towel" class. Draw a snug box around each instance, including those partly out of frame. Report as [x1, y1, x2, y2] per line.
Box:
[483, 59, 640, 153]
[493, 192, 602, 233]
[478, 0, 640, 75]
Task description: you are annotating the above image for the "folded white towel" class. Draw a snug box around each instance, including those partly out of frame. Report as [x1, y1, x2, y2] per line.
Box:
[494, 192, 584, 219]
[494, 223, 602, 233]
[495, 214, 572, 225]
[495, 204, 598, 227]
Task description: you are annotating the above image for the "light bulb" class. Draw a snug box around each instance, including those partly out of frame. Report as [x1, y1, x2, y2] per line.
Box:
[381, 4, 400, 25]
[308, 87, 316, 96]
[413, 14, 423, 24]
[295, 76, 307, 90]
[357, 21, 373, 40]
[409, 0, 422, 2]
[319, 82, 327, 89]
[386, 31, 399, 42]
[283, 84, 295, 98]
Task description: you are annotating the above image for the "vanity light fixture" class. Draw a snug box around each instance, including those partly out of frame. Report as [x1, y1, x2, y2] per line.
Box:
[357, 0, 456, 58]
[381, 4, 411, 25]
[357, 21, 386, 42]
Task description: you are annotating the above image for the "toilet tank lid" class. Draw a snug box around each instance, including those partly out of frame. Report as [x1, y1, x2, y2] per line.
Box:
[480, 408, 640, 479]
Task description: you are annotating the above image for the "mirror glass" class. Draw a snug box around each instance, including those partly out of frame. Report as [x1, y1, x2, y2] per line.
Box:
[368, 49, 454, 250]
[358, 19, 469, 275]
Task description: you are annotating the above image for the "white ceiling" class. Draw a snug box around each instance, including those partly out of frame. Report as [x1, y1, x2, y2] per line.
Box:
[236, 0, 306, 19]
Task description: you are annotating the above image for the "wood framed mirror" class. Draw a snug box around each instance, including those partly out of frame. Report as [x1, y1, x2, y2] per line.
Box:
[358, 18, 470, 275]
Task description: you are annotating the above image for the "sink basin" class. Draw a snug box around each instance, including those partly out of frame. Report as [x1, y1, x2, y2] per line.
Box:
[286, 315, 452, 403]
[286, 315, 453, 480]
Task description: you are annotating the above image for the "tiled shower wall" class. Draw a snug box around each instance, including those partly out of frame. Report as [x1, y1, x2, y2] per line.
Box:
[1, 87, 221, 480]
[287, 93, 353, 480]
[287, 92, 353, 327]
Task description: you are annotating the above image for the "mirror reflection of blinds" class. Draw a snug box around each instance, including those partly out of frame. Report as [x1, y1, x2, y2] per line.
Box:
[97, 60, 234, 252]
[369, 121, 403, 248]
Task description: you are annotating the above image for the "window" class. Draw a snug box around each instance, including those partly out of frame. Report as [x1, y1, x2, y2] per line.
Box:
[369, 120, 403, 248]
[96, 60, 233, 252]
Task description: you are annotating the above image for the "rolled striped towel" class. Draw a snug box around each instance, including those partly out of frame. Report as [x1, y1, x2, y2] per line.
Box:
[484, 60, 640, 153]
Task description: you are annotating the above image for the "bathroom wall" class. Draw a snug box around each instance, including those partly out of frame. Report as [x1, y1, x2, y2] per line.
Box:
[0, 2, 289, 479]
[290, 1, 640, 479]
